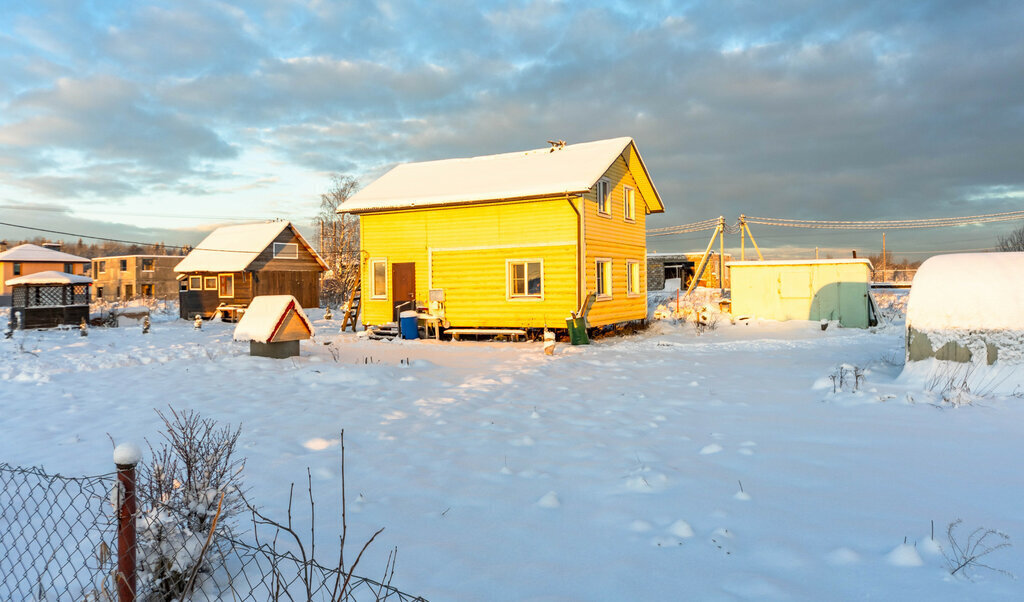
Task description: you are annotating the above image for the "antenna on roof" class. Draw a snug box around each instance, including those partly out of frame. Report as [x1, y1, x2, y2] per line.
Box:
[546, 139, 566, 152]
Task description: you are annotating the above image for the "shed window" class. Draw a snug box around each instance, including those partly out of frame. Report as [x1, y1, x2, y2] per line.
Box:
[627, 260, 641, 295]
[12, 262, 21, 276]
[623, 186, 635, 221]
[597, 179, 611, 216]
[119, 259, 127, 272]
[596, 259, 612, 298]
[142, 258, 154, 272]
[508, 260, 542, 299]
[371, 260, 387, 299]
[204, 276, 217, 290]
[218, 274, 234, 298]
[273, 243, 298, 259]
[188, 276, 202, 290]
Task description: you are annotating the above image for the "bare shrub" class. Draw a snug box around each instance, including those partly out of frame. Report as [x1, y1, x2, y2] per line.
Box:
[943, 519, 1013, 579]
[829, 364, 864, 393]
[138, 408, 245, 600]
[924, 362, 1006, 407]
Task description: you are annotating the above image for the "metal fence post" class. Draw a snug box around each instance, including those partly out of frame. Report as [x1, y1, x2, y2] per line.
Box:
[114, 443, 141, 602]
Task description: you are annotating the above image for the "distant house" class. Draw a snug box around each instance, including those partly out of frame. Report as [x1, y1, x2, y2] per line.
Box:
[173, 221, 327, 319]
[906, 252, 1024, 364]
[647, 252, 732, 291]
[0, 244, 90, 306]
[91, 255, 182, 301]
[338, 137, 665, 332]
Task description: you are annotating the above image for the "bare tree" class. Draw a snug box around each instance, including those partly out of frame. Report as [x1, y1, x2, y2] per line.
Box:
[996, 224, 1024, 252]
[313, 175, 362, 308]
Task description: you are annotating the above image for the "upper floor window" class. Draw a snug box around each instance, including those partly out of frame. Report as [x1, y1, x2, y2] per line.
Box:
[97, 260, 106, 274]
[119, 259, 127, 272]
[142, 258, 155, 272]
[596, 179, 611, 216]
[63, 262, 73, 273]
[596, 259, 612, 298]
[623, 186, 635, 222]
[508, 260, 542, 299]
[12, 262, 21, 276]
[273, 242, 298, 259]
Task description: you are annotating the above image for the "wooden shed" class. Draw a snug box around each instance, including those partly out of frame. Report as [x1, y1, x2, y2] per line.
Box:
[906, 252, 1024, 364]
[338, 137, 665, 333]
[6, 271, 92, 329]
[174, 221, 327, 320]
[727, 259, 878, 328]
[232, 295, 313, 358]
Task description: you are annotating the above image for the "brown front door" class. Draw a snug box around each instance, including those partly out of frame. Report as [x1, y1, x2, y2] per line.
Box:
[391, 262, 416, 322]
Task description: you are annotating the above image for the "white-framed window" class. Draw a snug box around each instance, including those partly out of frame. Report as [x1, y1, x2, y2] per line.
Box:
[371, 259, 387, 299]
[218, 274, 234, 298]
[596, 178, 611, 216]
[188, 276, 202, 290]
[142, 258, 155, 272]
[273, 242, 298, 259]
[595, 258, 612, 298]
[623, 186, 635, 222]
[627, 260, 642, 296]
[507, 259, 543, 300]
[204, 276, 217, 290]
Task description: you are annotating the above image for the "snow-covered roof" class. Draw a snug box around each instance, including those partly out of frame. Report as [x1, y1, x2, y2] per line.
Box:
[233, 295, 314, 343]
[5, 270, 93, 286]
[907, 252, 1024, 330]
[339, 137, 664, 213]
[727, 259, 874, 269]
[0, 244, 89, 263]
[173, 221, 326, 273]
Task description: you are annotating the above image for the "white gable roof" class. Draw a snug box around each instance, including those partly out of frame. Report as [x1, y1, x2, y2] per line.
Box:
[233, 295, 313, 343]
[340, 137, 641, 213]
[0, 244, 89, 263]
[6, 270, 93, 286]
[174, 221, 325, 273]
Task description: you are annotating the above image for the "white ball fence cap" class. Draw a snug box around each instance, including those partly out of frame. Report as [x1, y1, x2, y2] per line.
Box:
[113, 442, 143, 466]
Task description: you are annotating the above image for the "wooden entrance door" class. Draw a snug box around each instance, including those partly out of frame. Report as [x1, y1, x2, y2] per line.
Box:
[391, 262, 416, 322]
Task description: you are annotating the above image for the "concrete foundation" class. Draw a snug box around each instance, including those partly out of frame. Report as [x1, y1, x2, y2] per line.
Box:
[250, 339, 300, 359]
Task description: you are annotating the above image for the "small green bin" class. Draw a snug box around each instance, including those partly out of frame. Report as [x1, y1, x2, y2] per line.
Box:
[566, 317, 589, 345]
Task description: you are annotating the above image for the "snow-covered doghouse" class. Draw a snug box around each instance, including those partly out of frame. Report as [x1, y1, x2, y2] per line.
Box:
[906, 252, 1024, 365]
[233, 295, 313, 358]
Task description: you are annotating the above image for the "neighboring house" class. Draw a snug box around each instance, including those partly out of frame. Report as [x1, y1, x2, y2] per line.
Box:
[173, 221, 327, 319]
[646, 252, 732, 291]
[91, 255, 182, 301]
[0, 244, 90, 306]
[906, 252, 1024, 364]
[338, 137, 665, 330]
[727, 259, 878, 328]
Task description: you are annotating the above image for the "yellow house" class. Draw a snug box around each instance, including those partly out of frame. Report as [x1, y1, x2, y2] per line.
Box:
[0, 244, 90, 304]
[339, 137, 665, 330]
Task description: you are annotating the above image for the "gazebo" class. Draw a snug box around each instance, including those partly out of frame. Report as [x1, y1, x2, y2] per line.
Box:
[6, 271, 93, 329]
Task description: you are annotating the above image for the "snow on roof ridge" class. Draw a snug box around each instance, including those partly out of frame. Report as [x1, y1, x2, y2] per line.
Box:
[173, 221, 291, 273]
[0, 243, 90, 263]
[340, 137, 635, 213]
[5, 270, 94, 286]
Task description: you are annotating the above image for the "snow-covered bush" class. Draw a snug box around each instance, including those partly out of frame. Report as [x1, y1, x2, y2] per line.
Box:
[829, 364, 864, 393]
[943, 519, 1013, 579]
[138, 408, 245, 600]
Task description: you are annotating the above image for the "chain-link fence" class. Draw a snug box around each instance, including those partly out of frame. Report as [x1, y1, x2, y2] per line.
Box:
[0, 462, 427, 602]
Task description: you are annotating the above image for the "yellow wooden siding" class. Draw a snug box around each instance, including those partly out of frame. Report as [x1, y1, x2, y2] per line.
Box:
[582, 154, 649, 327]
[360, 198, 578, 327]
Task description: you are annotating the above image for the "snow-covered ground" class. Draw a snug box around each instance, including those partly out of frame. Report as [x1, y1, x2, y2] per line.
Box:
[2, 293, 1023, 600]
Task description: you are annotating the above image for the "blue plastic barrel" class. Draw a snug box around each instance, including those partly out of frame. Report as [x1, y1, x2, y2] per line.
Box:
[399, 310, 419, 340]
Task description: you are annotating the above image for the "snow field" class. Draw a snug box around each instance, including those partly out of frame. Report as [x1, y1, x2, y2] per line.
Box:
[2, 302, 1023, 600]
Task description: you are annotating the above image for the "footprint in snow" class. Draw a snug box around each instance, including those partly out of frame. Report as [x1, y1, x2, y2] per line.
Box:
[699, 444, 723, 455]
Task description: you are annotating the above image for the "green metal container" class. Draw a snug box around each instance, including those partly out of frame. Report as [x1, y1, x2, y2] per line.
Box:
[566, 317, 589, 345]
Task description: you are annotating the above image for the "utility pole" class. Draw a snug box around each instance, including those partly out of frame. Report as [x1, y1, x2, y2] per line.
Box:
[881, 232, 887, 282]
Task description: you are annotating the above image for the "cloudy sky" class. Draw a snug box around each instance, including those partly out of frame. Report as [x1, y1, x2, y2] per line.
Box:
[1, 0, 1022, 258]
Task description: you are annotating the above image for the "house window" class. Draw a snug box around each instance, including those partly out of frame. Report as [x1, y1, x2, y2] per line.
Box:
[179, 280, 188, 292]
[204, 276, 217, 290]
[596, 259, 612, 298]
[627, 260, 641, 295]
[596, 179, 611, 216]
[12, 262, 21, 276]
[508, 260, 542, 299]
[63, 262, 73, 273]
[218, 274, 234, 298]
[623, 186, 635, 222]
[189, 276, 202, 290]
[142, 258, 154, 272]
[96, 286, 104, 299]
[273, 242, 298, 259]
[141, 284, 154, 297]
[119, 259, 127, 272]
[97, 261, 106, 274]
[371, 260, 387, 299]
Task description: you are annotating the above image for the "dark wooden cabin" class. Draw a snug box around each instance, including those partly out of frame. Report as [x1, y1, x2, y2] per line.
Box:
[7, 271, 92, 329]
[174, 221, 327, 320]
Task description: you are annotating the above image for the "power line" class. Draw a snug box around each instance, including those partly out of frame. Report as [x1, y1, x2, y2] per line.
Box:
[744, 210, 1024, 230]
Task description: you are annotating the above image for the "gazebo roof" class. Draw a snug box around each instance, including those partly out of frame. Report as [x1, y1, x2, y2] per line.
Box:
[5, 270, 94, 287]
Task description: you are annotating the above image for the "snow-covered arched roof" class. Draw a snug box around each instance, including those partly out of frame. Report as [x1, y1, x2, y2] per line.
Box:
[907, 252, 1024, 330]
